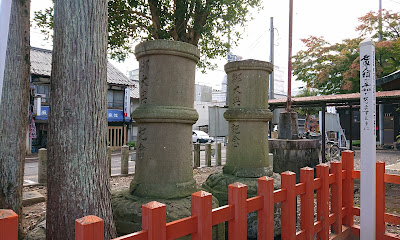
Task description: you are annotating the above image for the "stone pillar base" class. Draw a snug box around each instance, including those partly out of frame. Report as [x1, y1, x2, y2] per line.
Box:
[269, 139, 320, 182]
[112, 190, 224, 239]
[202, 172, 282, 238]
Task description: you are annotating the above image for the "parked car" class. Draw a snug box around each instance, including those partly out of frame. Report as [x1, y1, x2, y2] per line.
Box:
[192, 130, 214, 143]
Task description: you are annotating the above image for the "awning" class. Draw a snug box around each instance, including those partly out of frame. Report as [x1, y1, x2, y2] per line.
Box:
[34, 106, 130, 122]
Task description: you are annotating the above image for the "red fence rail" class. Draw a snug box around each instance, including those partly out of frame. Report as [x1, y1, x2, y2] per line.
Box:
[1, 150, 400, 240]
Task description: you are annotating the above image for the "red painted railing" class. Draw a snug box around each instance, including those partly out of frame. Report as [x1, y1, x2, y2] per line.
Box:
[1, 150, 400, 240]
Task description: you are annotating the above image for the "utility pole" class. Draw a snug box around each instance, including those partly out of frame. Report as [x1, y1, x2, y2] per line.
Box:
[269, 17, 275, 100]
[286, 0, 293, 112]
[378, 0, 384, 146]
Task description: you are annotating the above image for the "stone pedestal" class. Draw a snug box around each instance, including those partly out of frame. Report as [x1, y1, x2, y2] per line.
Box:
[202, 60, 281, 238]
[112, 40, 224, 239]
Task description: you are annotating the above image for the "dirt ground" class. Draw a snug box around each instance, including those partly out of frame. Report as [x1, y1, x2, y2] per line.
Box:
[22, 157, 400, 236]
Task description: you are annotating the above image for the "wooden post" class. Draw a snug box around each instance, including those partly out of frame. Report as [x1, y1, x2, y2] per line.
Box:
[360, 38, 376, 240]
[321, 103, 326, 163]
[75, 215, 104, 240]
[0, 209, 18, 240]
[191, 191, 212, 240]
[205, 143, 212, 167]
[216, 142, 222, 166]
[300, 167, 314, 240]
[107, 146, 112, 176]
[257, 176, 274, 240]
[376, 161, 386, 239]
[331, 161, 343, 234]
[228, 182, 247, 240]
[38, 148, 47, 184]
[281, 171, 296, 240]
[317, 164, 329, 239]
[194, 143, 200, 168]
[142, 201, 166, 240]
[342, 150, 354, 227]
[121, 145, 129, 175]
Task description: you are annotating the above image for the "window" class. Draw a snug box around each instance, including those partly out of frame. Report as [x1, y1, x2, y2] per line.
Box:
[34, 84, 50, 103]
[107, 90, 124, 108]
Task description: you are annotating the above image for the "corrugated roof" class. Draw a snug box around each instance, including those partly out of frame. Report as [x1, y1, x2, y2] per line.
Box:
[269, 90, 400, 108]
[30, 47, 131, 86]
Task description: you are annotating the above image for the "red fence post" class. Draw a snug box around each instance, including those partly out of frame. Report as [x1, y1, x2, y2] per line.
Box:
[75, 215, 104, 240]
[376, 161, 386, 239]
[342, 150, 354, 227]
[0, 209, 18, 240]
[317, 164, 329, 240]
[300, 167, 314, 240]
[228, 182, 247, 240]
[191, 191, 212, 240]
[142, 201, 167, 240]
[281, 171, 296, 240]
[331, 161, 343, 234]
[257, 176, 274, 240]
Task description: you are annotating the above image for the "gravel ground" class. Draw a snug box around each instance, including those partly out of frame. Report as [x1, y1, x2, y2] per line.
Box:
[21, 149, 400, 237]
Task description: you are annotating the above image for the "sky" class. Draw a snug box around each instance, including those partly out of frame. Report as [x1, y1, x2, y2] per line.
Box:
[30, 0, 400, 94]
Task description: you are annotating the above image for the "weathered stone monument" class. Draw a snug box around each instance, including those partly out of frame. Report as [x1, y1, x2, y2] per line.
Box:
[202, 60, 281, 238]
[112, 40, 222, 238]
[269, 108, 320, 183]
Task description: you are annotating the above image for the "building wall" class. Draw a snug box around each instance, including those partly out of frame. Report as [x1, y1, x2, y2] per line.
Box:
[195, 84, 212, 102]
[338, 104, 400, 143]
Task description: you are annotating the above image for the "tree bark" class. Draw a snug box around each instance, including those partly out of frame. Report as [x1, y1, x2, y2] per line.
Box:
[0, 0, 30, 229]
[46, 0, 116, 239]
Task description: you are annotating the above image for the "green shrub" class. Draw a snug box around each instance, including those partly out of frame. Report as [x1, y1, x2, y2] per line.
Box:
[352, 140, 361, 147]
[127, 141, 136, 148]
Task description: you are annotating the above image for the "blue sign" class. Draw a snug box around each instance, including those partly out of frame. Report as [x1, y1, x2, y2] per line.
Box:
[107, 109, 130, 122]
[34, 106, 129, 122]
[35, 106, 49, 120]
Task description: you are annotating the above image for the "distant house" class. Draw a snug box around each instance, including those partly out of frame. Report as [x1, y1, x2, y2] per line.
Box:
[29, 47, 137, 152]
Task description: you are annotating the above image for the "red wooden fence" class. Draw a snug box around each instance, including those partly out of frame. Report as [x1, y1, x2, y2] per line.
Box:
[1, 150, 400, 240]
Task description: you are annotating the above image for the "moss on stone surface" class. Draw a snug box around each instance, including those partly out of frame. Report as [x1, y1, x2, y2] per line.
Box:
[112, 190, 224, 239]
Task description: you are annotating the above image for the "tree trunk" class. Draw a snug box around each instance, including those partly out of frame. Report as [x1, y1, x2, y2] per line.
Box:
[0, 0, 30, 228]
[46, 0, 116, 239]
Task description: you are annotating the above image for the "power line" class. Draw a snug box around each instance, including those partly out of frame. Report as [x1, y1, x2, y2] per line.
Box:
[388, 0, 400, 4]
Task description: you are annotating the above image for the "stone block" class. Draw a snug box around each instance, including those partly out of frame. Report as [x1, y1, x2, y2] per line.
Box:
[23, 191, 45, 207]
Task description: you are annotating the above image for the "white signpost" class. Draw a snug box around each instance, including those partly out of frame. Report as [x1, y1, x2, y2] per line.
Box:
[0, 0, 13, 105]
[360, 38, 377, 240]
[124, 88, 131, 118]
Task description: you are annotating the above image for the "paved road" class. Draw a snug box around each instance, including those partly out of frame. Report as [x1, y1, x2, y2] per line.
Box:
[23, 144, 227, 185]
[25, 145, 397, 185]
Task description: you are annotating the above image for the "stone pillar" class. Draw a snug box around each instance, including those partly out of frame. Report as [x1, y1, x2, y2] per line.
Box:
[194, 143, 200, 168]
[205, 143, 212, 167]
[38, 148, 47, 184]
[278, 111, 298, 139]
[202, 60, 281, 238]
[107, 146, 111, 176]
[216, 143, 222, 166]
[112, 40, 224, 239]
[222, 60, 274, 178]
[130, 40, 199, 199]
[121, 145, 129, 175]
